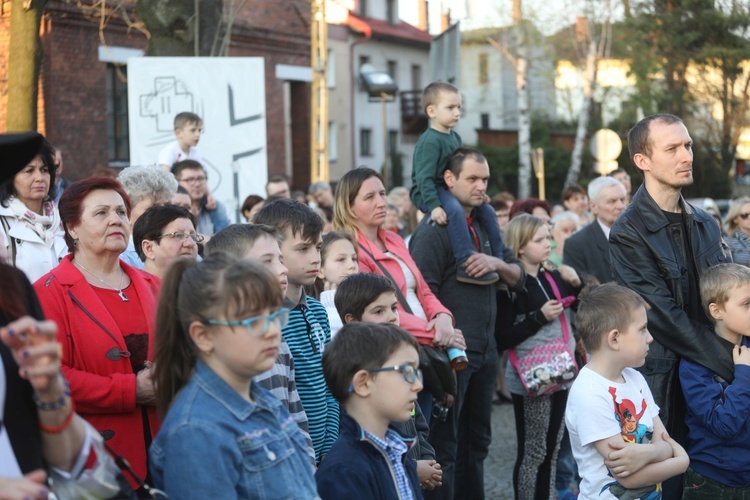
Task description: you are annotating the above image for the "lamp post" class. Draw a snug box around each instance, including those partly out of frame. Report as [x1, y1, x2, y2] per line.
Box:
[360, 67, 398, 189]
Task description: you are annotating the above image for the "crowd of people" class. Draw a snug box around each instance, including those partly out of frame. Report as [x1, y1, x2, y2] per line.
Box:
[2, 92, 750, 500]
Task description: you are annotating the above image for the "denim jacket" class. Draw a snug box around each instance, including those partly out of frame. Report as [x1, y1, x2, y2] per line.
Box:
[150, 361, 319, 499]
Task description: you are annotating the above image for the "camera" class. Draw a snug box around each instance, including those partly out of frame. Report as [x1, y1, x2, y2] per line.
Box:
[432, 403, 449, 422]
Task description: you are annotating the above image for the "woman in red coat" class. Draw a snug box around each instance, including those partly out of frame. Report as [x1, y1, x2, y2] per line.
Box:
[34, 177, 160, 493]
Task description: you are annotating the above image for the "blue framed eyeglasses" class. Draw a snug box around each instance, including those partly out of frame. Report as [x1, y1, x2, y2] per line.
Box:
[367, 364, 423, 384]
[204, 308, 290, 337]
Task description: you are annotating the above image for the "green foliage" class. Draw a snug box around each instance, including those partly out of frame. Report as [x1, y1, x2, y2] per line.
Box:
[614, 0, 750, 197]
[475, 118, 596, 204]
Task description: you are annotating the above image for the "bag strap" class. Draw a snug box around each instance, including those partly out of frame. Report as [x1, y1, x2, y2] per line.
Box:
[0, 216, 16, 267]
[359, 245, 414, 315]
[542, 270, 571, 343]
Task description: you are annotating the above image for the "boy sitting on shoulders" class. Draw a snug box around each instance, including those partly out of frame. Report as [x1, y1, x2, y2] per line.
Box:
[566, 283, 688, 499]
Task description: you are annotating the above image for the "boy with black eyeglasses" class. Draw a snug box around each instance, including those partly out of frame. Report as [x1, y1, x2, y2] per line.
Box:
[171, 160, 229, 237]
[317, 322, 425, 499]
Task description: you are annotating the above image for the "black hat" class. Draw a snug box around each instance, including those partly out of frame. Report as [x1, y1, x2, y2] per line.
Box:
[0, 132, 43, 184]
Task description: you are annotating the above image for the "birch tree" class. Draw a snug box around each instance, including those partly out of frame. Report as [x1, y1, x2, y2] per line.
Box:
[565, 5, 612, 188]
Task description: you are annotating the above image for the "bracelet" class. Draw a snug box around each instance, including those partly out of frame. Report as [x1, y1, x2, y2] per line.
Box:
[32, 378, 70, 411]
[39, 399, 75, 434]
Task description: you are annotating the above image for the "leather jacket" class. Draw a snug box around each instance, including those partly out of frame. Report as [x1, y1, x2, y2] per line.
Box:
[609, 185, 733, 436]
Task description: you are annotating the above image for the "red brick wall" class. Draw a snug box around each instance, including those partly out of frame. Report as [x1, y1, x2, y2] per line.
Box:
[0, 0, 311, 182]
[42, 6, 147, 179]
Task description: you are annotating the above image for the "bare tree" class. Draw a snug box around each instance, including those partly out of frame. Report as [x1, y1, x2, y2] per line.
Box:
[565, 5, 612, 188]
[488, 0, 532, 198]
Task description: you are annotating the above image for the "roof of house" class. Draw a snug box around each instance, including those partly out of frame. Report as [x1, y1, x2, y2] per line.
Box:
[347, 12, 431, 47]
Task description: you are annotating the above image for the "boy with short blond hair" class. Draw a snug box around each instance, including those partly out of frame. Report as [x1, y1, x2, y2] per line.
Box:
[566, 283, 689, 499]
[316, 322, 424, 499]
[157, 112, 203, 170]
[679, 263, 750, 497]
[411, 82, 505, 285]
[254, 198, 340, 464]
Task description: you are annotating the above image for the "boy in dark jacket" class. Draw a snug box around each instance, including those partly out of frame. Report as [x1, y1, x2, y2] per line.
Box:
[680, 263, 750, 497]
[317, 322, 424, 499]
[335, 273, 442, 491]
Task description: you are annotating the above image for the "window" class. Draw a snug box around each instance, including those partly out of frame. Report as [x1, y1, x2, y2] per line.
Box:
[106, 64, 129, 164]
[359, 0, 367, 17]
[387, 60, 398, 85]
[411, 64, 422, 90]
[329, 121, 338, 162]
[481, 113, 490, 129]
[360, 128, 373, 157]
[359, 55, 371, 91]
[479, 53, 488, 85]
[388, 130, 399, 156]
[327, 49, 335, 89]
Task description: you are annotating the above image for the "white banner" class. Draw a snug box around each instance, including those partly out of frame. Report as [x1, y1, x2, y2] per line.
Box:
[127, 57, 267, 223]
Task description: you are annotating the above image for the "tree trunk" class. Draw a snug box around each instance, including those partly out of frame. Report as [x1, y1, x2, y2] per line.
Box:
[566, 39, 597, 188]
[514, 0, 532, 199]
[136, 0, 222, 56]
[6, 0, 48, 132]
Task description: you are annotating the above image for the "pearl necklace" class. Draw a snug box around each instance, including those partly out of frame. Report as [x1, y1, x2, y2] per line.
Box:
[73, 260, 129, 302]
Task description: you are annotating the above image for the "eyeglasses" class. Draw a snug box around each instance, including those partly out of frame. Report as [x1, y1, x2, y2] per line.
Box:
[367, 364, 423, 384]
[204, 308, 290, 337]
[740, 213, 750, 220]
[157, 232, 205, 243]
[178, 176, 207, 184]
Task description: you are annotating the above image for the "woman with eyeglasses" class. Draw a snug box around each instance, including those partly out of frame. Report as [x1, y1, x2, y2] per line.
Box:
[33, 177, 161, 494]
[133, 204, 202, 280]
[724, 197, 750, 266]
[117, 165, 178, 270]
[150, 252, 317, 498]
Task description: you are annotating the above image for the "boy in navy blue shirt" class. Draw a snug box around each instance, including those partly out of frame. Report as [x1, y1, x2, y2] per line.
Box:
[680, 263, 750, 497]
[317, 322, 424, 499]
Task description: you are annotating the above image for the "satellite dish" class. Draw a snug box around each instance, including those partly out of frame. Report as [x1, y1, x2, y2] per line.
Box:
[590, 129, 622, 162]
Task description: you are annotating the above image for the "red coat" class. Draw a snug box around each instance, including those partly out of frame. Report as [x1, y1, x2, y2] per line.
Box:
[34, 255, 160, 487]
[357, 229, 453, 345]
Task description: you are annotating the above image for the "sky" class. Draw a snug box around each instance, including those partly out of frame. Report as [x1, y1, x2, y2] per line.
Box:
[401, 0, 626, 36]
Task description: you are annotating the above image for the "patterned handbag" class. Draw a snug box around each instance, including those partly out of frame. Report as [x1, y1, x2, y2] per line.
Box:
[508, 271, 578, 397]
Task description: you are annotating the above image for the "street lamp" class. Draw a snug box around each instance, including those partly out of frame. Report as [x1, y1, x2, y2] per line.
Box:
[360, 65, 398, 188]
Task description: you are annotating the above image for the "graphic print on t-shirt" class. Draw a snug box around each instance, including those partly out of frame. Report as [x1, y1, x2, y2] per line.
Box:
[601, 386, 661, 499]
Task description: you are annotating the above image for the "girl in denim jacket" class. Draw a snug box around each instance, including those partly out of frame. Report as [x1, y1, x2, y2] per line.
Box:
[149, 253, 318, 499]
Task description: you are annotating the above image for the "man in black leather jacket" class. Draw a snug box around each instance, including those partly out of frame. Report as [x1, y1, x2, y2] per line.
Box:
[609, 114, 733, 446]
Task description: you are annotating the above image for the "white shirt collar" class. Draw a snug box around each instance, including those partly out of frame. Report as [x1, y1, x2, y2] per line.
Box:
[597, 218, 612, 240]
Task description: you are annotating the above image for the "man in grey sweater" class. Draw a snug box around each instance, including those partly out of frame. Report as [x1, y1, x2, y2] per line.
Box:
[409, 148, 524, 500]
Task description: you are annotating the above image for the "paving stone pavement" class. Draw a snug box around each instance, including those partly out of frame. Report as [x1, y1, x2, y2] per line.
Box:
[483, 400, 517, 499]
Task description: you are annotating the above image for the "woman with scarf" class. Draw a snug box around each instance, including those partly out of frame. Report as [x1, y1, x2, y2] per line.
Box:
[0, 136, 67, 283]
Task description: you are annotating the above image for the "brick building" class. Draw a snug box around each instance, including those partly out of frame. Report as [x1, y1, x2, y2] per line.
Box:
[0, 0, 312, 187]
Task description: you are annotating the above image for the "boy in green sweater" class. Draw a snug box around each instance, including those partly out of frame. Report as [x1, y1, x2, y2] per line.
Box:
[410, 82, 505, 285]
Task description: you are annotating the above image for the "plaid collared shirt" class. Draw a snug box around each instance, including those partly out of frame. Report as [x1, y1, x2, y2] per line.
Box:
[364, 429, 414, 500]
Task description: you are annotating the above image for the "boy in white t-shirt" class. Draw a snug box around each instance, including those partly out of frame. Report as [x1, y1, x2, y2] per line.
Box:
[566, 283, 688, 499]
[157, 112, 203, 170]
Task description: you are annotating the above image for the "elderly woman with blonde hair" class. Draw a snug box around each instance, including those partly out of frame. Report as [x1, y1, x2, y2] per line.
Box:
[117, 166, 178, 268]
[724, 196, 750, 266]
